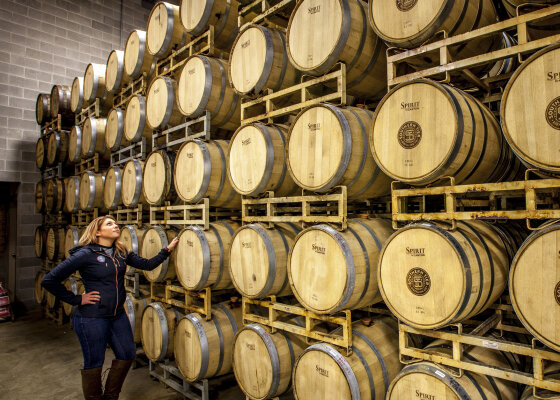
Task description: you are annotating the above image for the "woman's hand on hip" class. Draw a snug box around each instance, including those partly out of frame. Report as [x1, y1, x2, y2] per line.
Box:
[81, 291, 100, 305]
[166, 237, 179, 252]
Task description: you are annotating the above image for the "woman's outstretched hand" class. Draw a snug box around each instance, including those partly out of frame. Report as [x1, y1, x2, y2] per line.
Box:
[166, 237, 179, 252]
[81, 291, 100, 305]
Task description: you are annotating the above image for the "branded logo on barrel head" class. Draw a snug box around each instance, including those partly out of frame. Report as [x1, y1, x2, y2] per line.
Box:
[555, 282, 560, 306]
[316, 365, 329, 377]
[398, 121, 422, 149]
[312, 243, 326, 255]
[415, 390, 436, 400]
[396, 0, 418, 11]
[246, 343, 255, 350]
[242, 138, 251, 146]
[241, 40, 250, 49]
[545, 96, 560, 130]
[308, 123, 321, 132]
[407, 268, 431, 296]
[308, 5, 320, 14]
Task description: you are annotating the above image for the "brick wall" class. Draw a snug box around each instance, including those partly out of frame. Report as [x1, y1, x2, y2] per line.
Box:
[0, 0, 152, 307]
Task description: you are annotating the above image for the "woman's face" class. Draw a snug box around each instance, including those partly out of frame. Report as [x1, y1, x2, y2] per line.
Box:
[96, 218, 120, 241]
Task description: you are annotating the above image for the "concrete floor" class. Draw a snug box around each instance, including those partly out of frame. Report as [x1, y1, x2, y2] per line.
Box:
[0, 309, 244, 400]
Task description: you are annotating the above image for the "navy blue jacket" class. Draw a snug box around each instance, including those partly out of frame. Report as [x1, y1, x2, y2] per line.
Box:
[41, 243, 170, 318]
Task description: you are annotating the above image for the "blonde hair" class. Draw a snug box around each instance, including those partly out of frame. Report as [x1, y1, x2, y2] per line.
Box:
[78, 215, 128, 257]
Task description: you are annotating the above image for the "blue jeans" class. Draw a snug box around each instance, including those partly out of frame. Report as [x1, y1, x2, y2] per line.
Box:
[73, 312, 136, 369]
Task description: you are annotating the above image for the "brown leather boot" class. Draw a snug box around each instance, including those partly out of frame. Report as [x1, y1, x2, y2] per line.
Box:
[102, 359, 134, 400]
[81, 367, 103, 400]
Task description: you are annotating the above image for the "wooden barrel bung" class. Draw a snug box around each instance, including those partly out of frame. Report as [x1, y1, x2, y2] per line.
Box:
[124, 94, 152, 143]
[501, 43, 560, 175]
[174, 139, 241, 208]
[105, 50, 129, 94]
[124, 29, 156, 80]
[141, 302, 181, 362]
[35, 181, 46, 213]
[141, 226, 177, 282]
[83, 63, 108, 104]
[50, 84, 74, 126]
[176, 55, 241, 131]
[34, 271, 45, 305]
[46, 130, 68, 166]
[63, 277, 84, 316]
[175, 220, 240, 291]
[119, 225, 147, 274]
[293, 317, 401, 400]
[180, 0, 240, 50]
[142, 149, 176, 205]
[233, 323, 307, 400]
[64, 176, 80, 213]
[228, 123, 298, 197]
[289, 218, 393, 314]
[79, 171, 105, 211]
[146, 2, 186, 58]
[125, 294, 149, 343]
[378, 220, 512, 330]
[229, 24, 298, 96]
[35, 226, 46, 258]
[174, 302, 243, 382]
[35, 137, 47, 170]
[105, 107, 128, 152]
[229, 223, 300, 299]
[122, 159, 146, 207]
[70, 76, 84, 113]
[287, 0, 387, 99]
[510, 223, 560, 352]
[81, 116, 108, 159]
[287, 104, 391, 199]
[370, 79, 509, 186]
[64, 226, 81, 258]
[146, 76, 183, 130]
[46, 226, 65, 261]
[45, 178, 65, 213]
[67, 125, 83, 164]
[103, 166, 123, 210]
[36, 93, 51, 125]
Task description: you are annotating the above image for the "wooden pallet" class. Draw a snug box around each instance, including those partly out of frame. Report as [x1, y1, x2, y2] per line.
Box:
[399, 313, 560, 393]
[75, 98, 100, 126]
[44, 304, 65, 325]
[113, 74, 148, 109]
[110, 138, 148, 166]
[391, 174, 560, 230]
[240, 63, 348, 124]
[41, 163, 63, 180]
[125, 273, 149, 298]
[71, 208, 99, 226]
[151, 112, 211, 151]
[113, 205, 149, 227]
[154, 27, 219, 78]
[40, 115, 61, 136]
[238, 0, 296, 28]
[41, 258, 59, 272]
[149, 200, 240, 231]
[42, 211, 67, 227]
[387, 4, 560, 94]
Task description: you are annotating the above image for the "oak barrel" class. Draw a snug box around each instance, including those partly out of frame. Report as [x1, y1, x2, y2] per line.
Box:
[233, 323, 307, 400]
[64, 226, 81, 259]
[502, 0, 560, 40]
[35, 137, 47, 170]
[289, 218, 392, 314]
[34, 271, 45, 304]
[146, 2, 186, 58]
[228, 123, 298, 197]
[510, 223, 560, 352]
[50, 84, 74, 126]
[120, 225, 146, 274]
[287, 0, 387, 99]
[288, 104, 391, 199]
[63, 277, 84, 316]
[81, 116, 109, 159]
[45, 178, 65, 213]
[35, 226, 46, 258]
[105, 107, 128, 152]
[36, 93, 51, 125]
[229, 25, 298, 96]
[174, 302, 242, 382]
[83, 63, 108, 104]
[103, 165, 123, 210]
[124, 94, 152, 142]
[141, 226, 177, 282]
[67, 125, 83, 164]
[175, 220, 240, 291]
[141, 302, 181, 362]
[180, 0, 240, 50]
[45, 290, 58, 309]
[176, 55, 240, 131]
[146, 76, 183, 129]
[46, 226, 65, 261]
[125, 294, 149, 343]
[293, 317, 401, 400]
[124, 30, 155, 80]
[174, 139, 241, 208]
[70, 76, 84, 113]
[142, 150, 176, 205]
[121, 159, 147, 207]
[378, 221, 513, 329]
[64, 176, 80, 213]
[501, 43, 560, 175]
[46, 130, 68, 166]
[230, 223, 300, 299]
[78, 171, 105, 211]
[105, 50, 128, 94]
[370, 79, 512, 185]
[35, 181, 45, 213]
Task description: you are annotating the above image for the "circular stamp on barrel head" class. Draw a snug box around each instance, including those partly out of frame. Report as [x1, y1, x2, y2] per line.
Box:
[398, 121, 422, 149]
[545, 96, 560, 130]
[555, 282, 560, 306]
[396, 0, 418, 12]
[406, 268, 431, 296]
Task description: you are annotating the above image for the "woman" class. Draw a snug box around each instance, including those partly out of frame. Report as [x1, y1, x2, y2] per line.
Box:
[42, 216, 179, 400]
